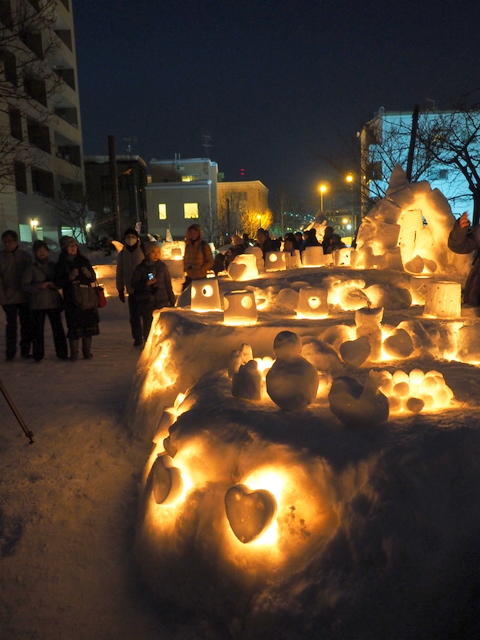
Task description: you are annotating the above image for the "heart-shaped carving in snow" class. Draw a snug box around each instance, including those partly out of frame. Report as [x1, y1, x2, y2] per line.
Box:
[225, 484, 276, 543]
[150, 454, 182, 504]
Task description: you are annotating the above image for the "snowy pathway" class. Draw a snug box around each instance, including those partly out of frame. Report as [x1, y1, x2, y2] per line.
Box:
[0, 300, 184, 640]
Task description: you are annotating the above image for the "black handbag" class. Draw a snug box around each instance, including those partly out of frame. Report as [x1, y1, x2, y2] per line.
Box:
[73, 283, 97, 310]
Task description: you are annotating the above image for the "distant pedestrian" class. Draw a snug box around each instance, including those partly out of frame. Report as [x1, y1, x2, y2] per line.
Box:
[304, 228, 320, 247]
[116, 227, 144, 346]
[0, 229, 33, 360]
[283, 233, 299, 255]
[182, 224, 213, 290]
[255, 228, 275, 257]
[131, 242, 175, 344]
[54, 237, 99, 361]
[294, 231, 305, 251]
[22, 240, 68, 362]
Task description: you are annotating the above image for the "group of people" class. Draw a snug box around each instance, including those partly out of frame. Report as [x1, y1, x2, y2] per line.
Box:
[0, 230, 99, 362]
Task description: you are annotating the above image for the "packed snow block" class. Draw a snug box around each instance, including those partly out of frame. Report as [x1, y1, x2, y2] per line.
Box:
[191, 278, 222, 312]
[302, 246, 326, 267]
[232, 360, 261, 401]
[245, 246, 264, 272]
[285, 250, 302, 269]
[409, 276, 430, 305]
[355, 309, 383, 361]
[266, 331, 318, 411]
[328, 375, 389, 427]
[301, 338, 343, 374]
[329, 279, 370, 310]
[320, 324, 353, 351]
[396, 320, 435, 354]
[355, 306, 384, 329]
[364, 284, 412, 310]
[383, 328, 414, 358]
[228, 343, 254, 377]
[339, 335, 371, 367]
[92, 264, 117, 297]
[457, 325, 480, 362]
[224, 484, 276, 543]
[275, 288, 299, 311]
[296, 286, 328, 318]
[223, 290, 257, 325]
[424, 280, 461, 318]
[265, 251, 287, 272]
[228, 253, 259, 281]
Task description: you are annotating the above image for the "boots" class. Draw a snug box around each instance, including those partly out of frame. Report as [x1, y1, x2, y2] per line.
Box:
[69, 339, 80, 361]
[82, 336, 93, 359]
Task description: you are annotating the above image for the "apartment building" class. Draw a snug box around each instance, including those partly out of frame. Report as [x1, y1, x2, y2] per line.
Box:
[146, 157, 218, 239]
[0, 0, 84, 244]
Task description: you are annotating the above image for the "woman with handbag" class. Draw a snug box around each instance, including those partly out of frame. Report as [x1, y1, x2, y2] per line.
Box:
[22, 240, 68, 361]
[54, 237, 100, 361]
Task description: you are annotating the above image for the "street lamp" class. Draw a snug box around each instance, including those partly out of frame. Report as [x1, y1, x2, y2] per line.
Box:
[30, 218, 39, 240]
[318, 183, 328, 213]
[345, 173, 356, 229]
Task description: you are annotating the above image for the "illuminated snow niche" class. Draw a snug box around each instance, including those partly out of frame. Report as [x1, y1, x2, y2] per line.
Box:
[265, 252, 287, 272]
[423, 281, 461, 318]
[378, 368, 455, 414]
[224, 290, 258, 326]
[296, 287, 328, 318]
[228, 253, 259, 281]
[191, 278, 222, 312]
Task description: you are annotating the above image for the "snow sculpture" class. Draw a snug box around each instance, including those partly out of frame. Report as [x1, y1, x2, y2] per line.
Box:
[228, 253, 259, 281]
[191, 278, 222, 312]
[383, 328, 414, 359]
[245, 246, 264, 272]
[296, 286, 328, 318]
[423, 281, 461, 318]
[353, 165, 472, 277]
[378, 368, 455, 413]
[333, 247, 351, 267]
[302, 246, 326, 267]
[364, 283, 412, 310]
[339, 335, 371, 367]
[224, 484, 276, 543]
[232, 360, 261, 401]
[266, 331, 319, 411]
[265, 251, 287, 272]
[457, 325, 480, 363]
[228, 343, 254, 377]
[223, 290, 257, 326]
[275, 288, 299, 312]
[328, 279, 370, 310]
[355, 307, 383, 361]
[302, 339, 343, 374]
[150, 453, 183, 505]
[285, 250, 302, 269]
[328, 373, 389, 427]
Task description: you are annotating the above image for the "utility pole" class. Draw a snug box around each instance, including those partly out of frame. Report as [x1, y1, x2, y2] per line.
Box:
[406, 104, 420, 182]
[108, 135, 121, 239]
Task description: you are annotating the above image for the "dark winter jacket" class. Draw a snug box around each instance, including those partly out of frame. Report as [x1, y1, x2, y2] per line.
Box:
[254, 237, 275, 258]
[54, 252, 100, 338]
[448, 221, 479, 305]
[131, 259, 175, 310]
[0, 247, 32, 305]
[116, 241, 144, 294]
[22, 259, 63, 310]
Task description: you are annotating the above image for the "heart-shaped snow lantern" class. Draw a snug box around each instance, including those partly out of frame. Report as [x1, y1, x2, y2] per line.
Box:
[150, 454, 182, 504]
[225, 484, 276, 543]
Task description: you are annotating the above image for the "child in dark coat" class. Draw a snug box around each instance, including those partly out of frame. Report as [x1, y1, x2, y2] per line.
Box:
[131, 242, 175, 344]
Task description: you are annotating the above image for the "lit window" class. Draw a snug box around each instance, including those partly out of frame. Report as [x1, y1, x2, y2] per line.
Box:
[184, 203, 199, 219]
[158, 204, 167, 220]
[181, 175, 195, 182]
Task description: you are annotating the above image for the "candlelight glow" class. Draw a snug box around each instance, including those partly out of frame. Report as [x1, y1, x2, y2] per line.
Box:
[378, 368, 456, 414]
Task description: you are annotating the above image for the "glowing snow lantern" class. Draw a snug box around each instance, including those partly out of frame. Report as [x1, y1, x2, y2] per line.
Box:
[423, 281, 461, 318]
[228, 253, 259, 281]
[223, 290, 258, 325]
[285, 250, 302, 269]
[225, 484, 276, 543]
[333, 247, 351, 267]
[296, 286, 328, 318]
[302, 246, 326, 267]
[191, 278, 222, 312]
[265, 251, 286, 272]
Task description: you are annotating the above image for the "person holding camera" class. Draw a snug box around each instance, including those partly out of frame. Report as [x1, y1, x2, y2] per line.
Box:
[131, 242, 175, 345]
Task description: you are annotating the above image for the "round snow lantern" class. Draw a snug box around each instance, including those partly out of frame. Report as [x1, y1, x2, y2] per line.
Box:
[223, 290, 258, 325]
[424, 280, 461, 318]
[296, 286, 328, 318]
[228, 253, 259, 281]
[333, 247, 351, 267]
[285, 250, 302, 269]
[302, 246, 325, 267]
[191, 278, 222, 312]
[265, 251, 286, 272]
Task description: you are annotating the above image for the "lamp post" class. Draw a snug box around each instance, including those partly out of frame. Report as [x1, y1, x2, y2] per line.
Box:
[345, 172, 356, 230]
[318, 183, 328, 213]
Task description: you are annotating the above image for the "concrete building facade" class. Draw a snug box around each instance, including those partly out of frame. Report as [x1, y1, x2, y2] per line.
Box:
[0, 0, 84, 244]
[85, 155, 148, 238]
[145, 158, 217, 240]
[359, 107, 478, 217]
[217, 180, 269, 235]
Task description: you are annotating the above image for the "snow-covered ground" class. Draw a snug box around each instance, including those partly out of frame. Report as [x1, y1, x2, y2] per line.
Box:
[0, 298, 197, 640]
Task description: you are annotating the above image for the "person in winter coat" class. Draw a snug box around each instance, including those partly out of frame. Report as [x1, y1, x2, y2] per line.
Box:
[448, 212, 480, 305]
[254, 228, 275, 258]
[0, 229, 33, 360]
[22, 240, 68, 361]
[182, 224, 214, 290]
[303, 228, 321, 247]
[116, 227, 144, 346]
[54, 237, 99, 360]
[131, 242, 175, 344]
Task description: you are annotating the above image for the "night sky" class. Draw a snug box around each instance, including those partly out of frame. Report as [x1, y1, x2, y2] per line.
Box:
[74, 0, 480, 212]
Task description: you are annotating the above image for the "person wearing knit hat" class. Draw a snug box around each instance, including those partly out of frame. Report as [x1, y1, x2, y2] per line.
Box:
[116, 227, 144, 346]
[22, 240, 67, 361]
